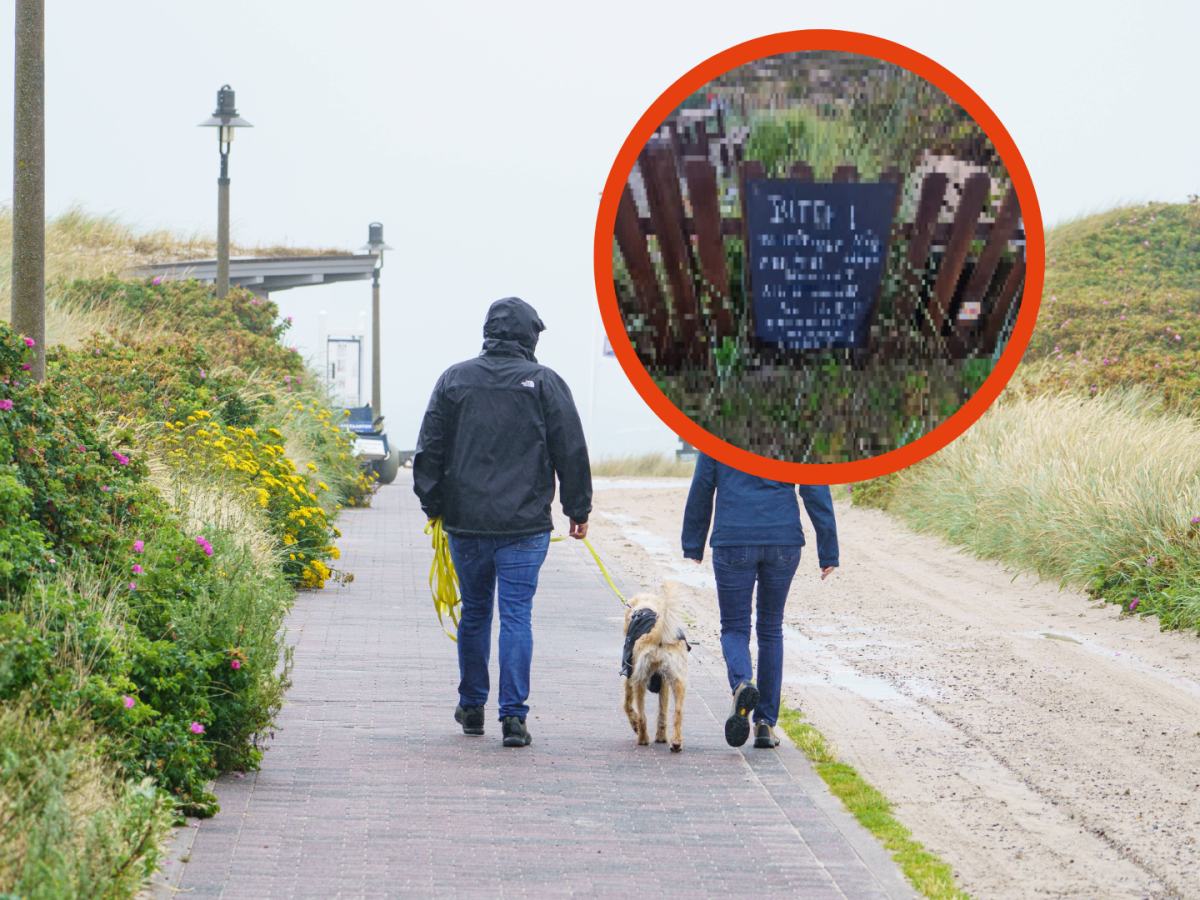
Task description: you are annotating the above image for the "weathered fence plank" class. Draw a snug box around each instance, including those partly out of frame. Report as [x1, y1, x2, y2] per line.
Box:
[614, 184, 674, 366]
[683, 158, 734, 342]
[929, 172, 991, 335]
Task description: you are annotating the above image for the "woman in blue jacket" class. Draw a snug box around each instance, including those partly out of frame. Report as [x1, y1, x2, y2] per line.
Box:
[682, 453, 839, 749]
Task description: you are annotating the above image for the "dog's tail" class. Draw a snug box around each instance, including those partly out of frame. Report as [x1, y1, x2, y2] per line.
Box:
[655, 580, 687, 647]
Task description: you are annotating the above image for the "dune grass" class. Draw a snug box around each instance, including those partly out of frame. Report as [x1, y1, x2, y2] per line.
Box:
[591, 452, 695, 478]
[778, 706, 971, 900]
[859, 386, 1200, 630]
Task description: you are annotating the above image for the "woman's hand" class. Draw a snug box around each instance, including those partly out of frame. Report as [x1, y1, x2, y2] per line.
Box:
[820, 566, 836, 580]
[569, 519, 588, 539]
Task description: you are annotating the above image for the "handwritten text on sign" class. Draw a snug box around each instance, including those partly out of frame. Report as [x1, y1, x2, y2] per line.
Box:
[745, 179, 898, 349]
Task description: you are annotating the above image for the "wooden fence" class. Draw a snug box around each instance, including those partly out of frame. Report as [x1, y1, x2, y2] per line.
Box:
[612, 138, 1025, 368]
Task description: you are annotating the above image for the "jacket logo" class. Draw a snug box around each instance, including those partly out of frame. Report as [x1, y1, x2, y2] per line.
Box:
[521, 380, 535, 388]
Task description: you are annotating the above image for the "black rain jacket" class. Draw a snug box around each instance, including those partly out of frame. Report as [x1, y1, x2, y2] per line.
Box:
[413, 297, 592, 537]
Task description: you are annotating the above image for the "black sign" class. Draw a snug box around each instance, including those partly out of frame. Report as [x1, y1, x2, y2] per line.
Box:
[745, 179, 898, 350]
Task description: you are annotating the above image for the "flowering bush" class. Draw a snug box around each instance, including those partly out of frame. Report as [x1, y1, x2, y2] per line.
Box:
[162, 411, 343, 588]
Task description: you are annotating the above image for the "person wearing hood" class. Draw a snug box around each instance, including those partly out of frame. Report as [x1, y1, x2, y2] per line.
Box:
[414, 297, 592, 748]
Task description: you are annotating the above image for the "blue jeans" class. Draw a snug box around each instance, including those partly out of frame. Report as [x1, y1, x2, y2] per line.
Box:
[448, 532, 551, 720]
[711, 545, 801, 726]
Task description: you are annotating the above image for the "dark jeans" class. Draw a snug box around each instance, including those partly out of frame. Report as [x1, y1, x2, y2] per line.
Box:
[711, 544, 802, 726]
[448, 532, 551, 720]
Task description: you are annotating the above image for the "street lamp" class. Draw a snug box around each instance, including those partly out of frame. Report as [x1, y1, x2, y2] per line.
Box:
[360, 222, 393, 424]
[199, 85, 252, 298]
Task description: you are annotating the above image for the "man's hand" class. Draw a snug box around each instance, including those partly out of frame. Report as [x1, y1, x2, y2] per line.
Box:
[820, 566, 836, 580]
[569, 519, 588, 540]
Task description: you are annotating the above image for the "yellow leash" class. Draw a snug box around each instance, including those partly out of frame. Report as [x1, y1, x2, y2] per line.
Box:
[424, 518, 462, 642]
[424, 519, 629, 642]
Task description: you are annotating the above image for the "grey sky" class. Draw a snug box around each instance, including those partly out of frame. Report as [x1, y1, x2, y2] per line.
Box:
[1, 1, 1196, 455]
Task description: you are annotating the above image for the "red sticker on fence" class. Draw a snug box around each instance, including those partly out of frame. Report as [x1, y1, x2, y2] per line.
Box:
[595, 31, 1043, 483]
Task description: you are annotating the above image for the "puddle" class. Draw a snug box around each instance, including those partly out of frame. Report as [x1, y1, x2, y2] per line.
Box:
[1018, 630, 1200, 699]
[782, 626, 911, 702]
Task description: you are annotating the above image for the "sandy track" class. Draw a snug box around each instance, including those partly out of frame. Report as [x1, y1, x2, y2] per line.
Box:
[584, 478, 1200, 900]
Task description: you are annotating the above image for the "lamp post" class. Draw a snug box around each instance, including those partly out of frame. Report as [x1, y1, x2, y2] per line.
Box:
[360, 222, 392, 423]
[199, 85, 252, 299]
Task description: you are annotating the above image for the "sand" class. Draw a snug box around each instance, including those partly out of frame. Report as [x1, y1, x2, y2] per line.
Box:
[582, 476, 1200, 900]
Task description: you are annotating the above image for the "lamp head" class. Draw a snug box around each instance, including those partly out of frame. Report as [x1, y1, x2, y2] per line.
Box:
[360, 221, 394, 256]
[199, 84, 253, 136]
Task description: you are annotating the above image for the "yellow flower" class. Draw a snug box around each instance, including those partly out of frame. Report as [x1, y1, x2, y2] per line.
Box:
[306, 462, 318, 472]
[330, 546, 340, 560]
[318, 482, 329, 491]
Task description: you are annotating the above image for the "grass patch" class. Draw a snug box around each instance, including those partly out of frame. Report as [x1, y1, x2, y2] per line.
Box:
[591, 452, 695, 478]
[778, 706, 971, 900]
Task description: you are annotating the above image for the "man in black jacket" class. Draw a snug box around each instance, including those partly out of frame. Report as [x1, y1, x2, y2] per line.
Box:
[414, 297, 592, 747]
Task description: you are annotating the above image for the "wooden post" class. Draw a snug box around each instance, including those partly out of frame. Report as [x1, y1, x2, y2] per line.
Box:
[928, 172, 991, 335]
[831, 165, 859, 183]
[613, 184, 673, 367]
[641, 142, 702, 363]
[980, 249, 1026, 355]
[12, 0, 44, 380]
[738, 160, 765, 345]
[955, 188, 1021, 349]
[683, 158, 732, 344]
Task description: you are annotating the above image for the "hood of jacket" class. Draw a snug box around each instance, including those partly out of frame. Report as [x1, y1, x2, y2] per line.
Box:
[481, 297, 545, 362]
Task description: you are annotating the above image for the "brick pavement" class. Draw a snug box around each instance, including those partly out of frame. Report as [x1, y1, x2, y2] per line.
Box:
[171, 474, 915, 899]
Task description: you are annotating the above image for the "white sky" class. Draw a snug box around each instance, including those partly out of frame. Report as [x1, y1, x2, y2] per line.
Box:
[0, 0, 1196, 455]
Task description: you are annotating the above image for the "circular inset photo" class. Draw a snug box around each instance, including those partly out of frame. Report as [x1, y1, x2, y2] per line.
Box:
[599, 34, 1042, 478]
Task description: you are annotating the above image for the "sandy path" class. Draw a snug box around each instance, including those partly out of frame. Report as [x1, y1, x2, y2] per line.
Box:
[584, 477, 1200, 900]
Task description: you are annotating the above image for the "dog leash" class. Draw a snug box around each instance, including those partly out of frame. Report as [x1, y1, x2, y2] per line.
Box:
[425, 519, 631, 643]
[550, 534, 630, 608]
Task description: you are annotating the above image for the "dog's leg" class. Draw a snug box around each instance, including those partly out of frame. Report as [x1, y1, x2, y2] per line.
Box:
[669, 677, 687, 752]
[654, 673, 669, 744]
[635, 681, 649, 745]
[623, 677, 639, 734]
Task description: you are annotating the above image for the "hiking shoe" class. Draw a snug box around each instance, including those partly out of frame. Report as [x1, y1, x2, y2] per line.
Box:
[725, 682, 760, 747]
[754, 722, 781, 749]
[455, 705, 485, 736]
[501, 716, 532, 747]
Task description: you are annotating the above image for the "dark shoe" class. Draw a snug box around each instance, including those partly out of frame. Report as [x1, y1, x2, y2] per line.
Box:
[501, 715, 532, 747]
[455, 705, 485, 736]
[754, 722, 781, 749]
[725, 682, 760, 747]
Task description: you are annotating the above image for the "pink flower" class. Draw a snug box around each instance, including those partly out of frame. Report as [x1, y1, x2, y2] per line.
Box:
[175, 556, 181, 563]
[132, 564, 144, 575]
[77, 445, 85, 452]
[20, 364, 29, 371]
[128, 582, 136, 590]
[152, 276, 162, 286]
[101, 485, 109, 491]
[231, 659, 242, 670]
[1130, 599, 1139, 611]
[198, 369, 206, 379]
[1191, 517, 1199, 524]
[284, 375, 291, 383]
[190, 722, 205, 735]
[134, 540, 144, 552]
[23, 337, 34, 347]
[122, 695, 136, 708]
[0, 399, 12, 411]
[112, 451, 131, 465]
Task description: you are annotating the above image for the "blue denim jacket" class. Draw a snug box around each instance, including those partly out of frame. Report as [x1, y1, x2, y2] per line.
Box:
[681, 453, 839, 567]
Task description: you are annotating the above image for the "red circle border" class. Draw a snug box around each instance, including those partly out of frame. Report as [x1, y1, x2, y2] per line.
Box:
[593, 30, 1044, 483]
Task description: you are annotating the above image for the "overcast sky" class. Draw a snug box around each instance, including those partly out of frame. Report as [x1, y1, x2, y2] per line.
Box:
[0, 0, 1195, 455]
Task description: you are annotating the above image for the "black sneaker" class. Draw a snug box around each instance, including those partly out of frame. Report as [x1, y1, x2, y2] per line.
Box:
[455, 705, 485, 736]
[501, 715, 532, 747]
[754, 722, 781, 749]
[725, 682, 760, 747]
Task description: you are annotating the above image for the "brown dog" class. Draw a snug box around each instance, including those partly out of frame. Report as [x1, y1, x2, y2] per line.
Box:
[621, 582, 689, 752]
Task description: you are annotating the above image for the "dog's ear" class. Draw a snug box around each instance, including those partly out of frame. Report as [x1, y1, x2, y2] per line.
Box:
[623, 606, 632, 633]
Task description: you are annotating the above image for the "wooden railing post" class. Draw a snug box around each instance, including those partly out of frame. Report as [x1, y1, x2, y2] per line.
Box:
[613, 184, 673, 367]
[683, 158, 733, 345]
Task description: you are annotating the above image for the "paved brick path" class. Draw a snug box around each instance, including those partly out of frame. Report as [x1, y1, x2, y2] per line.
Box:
[168, 474, 914, 899]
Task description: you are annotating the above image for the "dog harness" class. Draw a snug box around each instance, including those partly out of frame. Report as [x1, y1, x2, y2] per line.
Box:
[620, 608, 693, 692]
